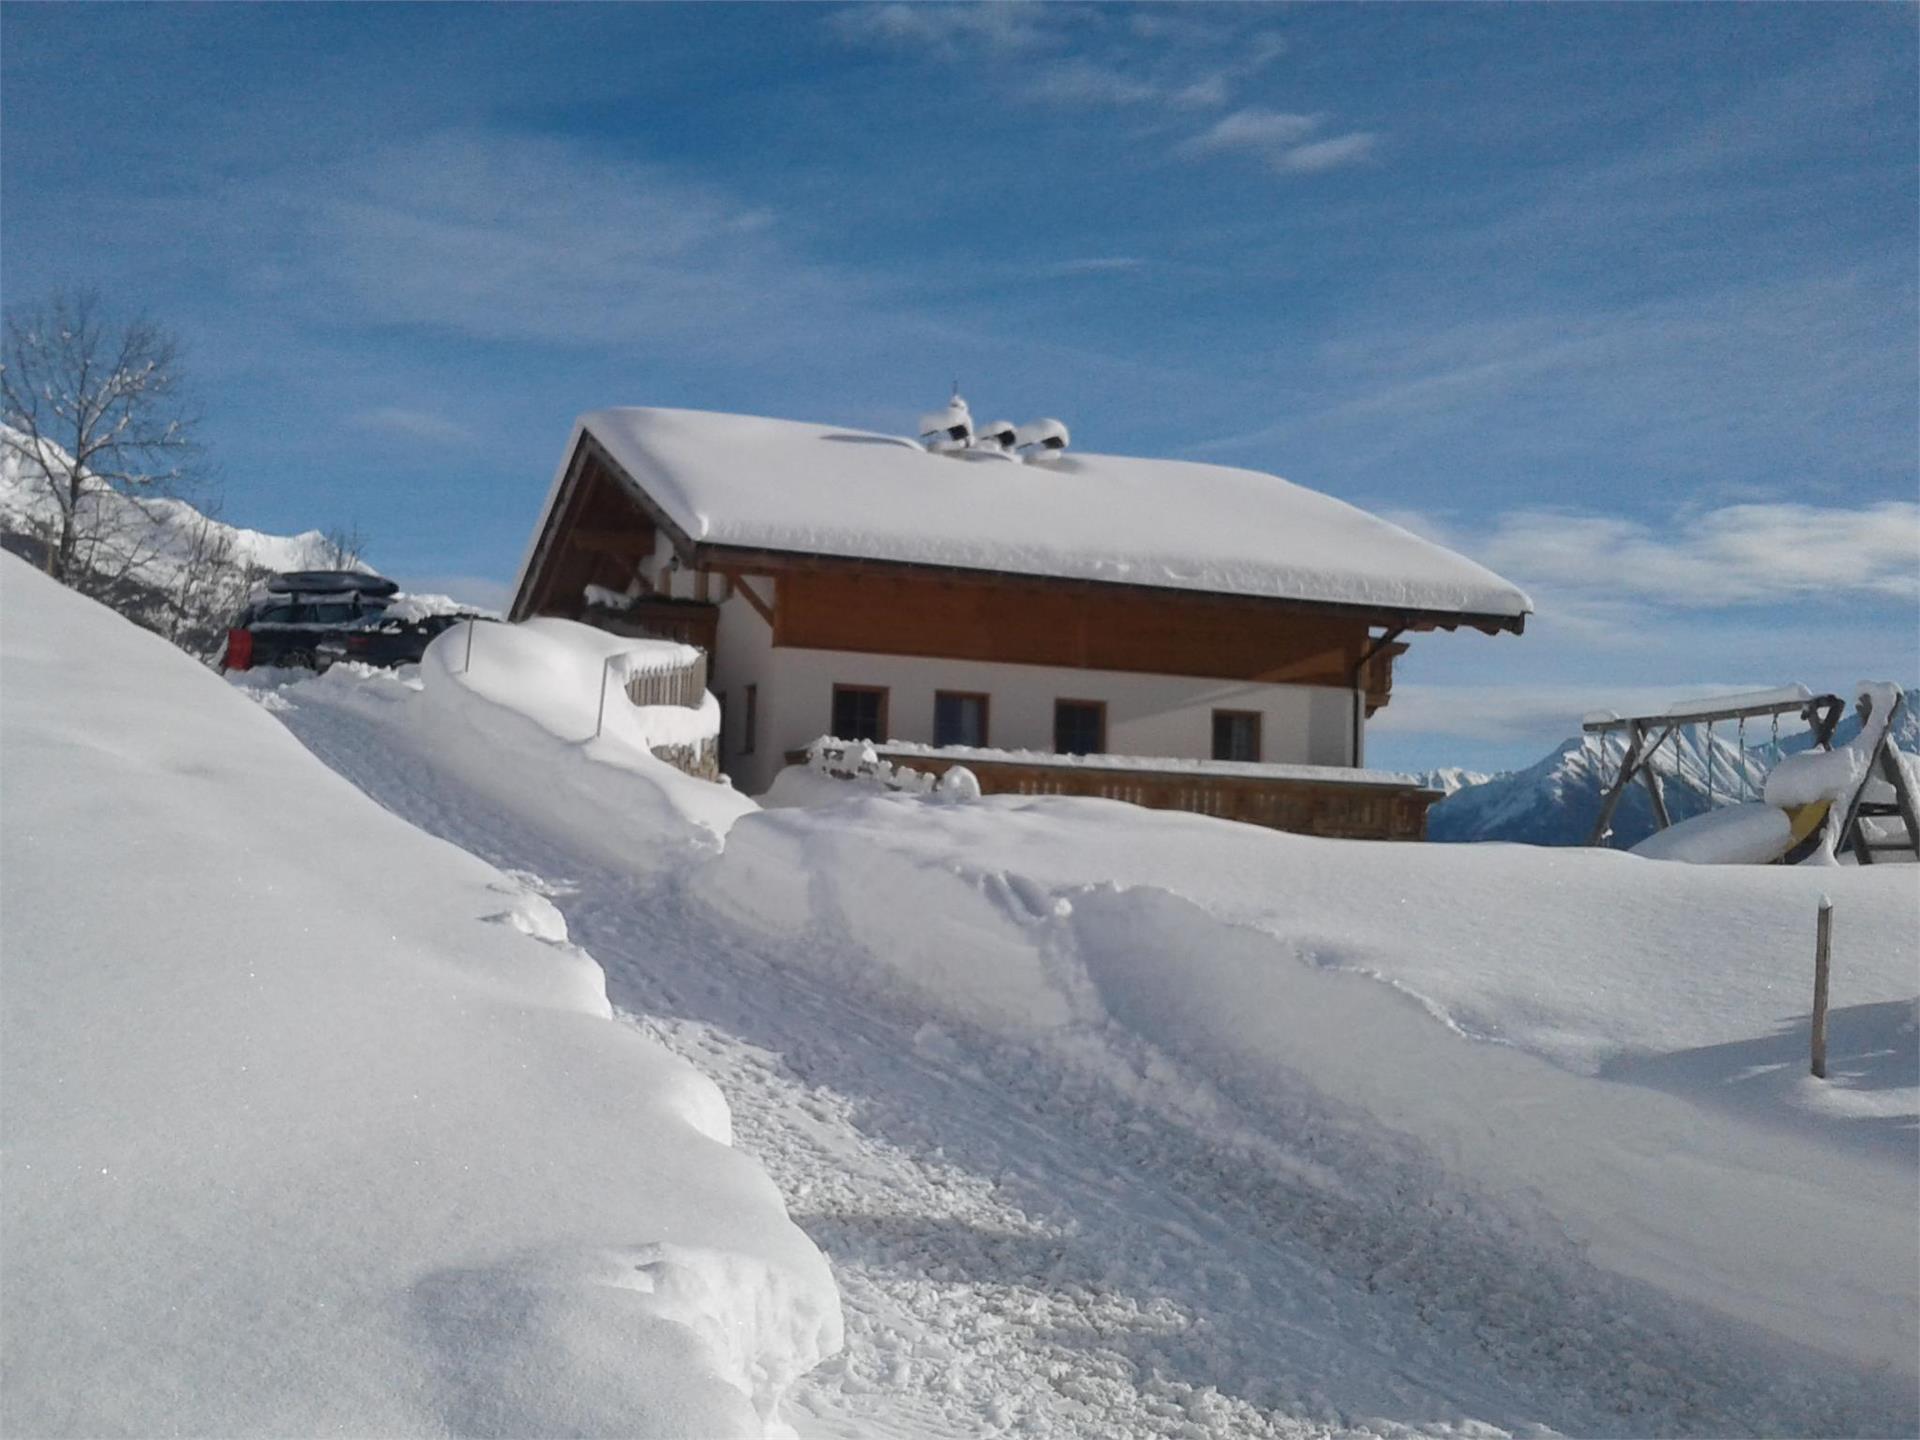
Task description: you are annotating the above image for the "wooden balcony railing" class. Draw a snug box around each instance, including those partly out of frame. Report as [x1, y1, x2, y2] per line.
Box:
[621, 650, 708, 711]
[788, 740, 1442, 841]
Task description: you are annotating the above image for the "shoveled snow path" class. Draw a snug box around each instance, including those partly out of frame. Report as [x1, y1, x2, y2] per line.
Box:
[263, 676, 1910, 1439]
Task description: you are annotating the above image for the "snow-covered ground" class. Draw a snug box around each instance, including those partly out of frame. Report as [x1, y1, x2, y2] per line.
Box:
[0, 557, 837, 1437]
[204, 613, 1918, 1437]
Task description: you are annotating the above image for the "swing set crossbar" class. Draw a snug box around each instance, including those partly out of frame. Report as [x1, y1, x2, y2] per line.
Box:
[1583, 692, 1841, 734]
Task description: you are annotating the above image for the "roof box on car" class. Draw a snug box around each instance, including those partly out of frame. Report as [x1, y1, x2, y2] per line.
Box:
[266, 570, 400, 599]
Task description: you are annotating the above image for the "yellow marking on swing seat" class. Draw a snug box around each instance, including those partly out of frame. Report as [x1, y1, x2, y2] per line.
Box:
[1785, 800, 1831, 846]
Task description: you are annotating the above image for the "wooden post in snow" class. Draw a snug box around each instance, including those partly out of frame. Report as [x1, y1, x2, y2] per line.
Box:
[1811, 895, 1833, 1079]
[463, 616, 476, 674]
[595, 655, 614, 739]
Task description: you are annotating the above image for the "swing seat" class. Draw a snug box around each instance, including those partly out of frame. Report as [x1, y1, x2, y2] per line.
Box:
[1784, 800, 1832, 847]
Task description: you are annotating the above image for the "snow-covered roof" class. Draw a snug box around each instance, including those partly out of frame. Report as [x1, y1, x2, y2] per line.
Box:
[540, 408, 1532, 625]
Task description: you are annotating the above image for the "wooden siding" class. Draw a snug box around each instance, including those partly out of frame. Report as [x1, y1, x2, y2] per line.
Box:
[771, 567, 1373, 686]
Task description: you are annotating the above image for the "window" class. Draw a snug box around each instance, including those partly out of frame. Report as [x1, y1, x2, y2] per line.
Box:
[933, 691, 989, 748]
[1212, 709, 1262, 763]
[831, 685, 888, 742]
[1053, 699, 1106, 756]
[741, 684, 758, 754]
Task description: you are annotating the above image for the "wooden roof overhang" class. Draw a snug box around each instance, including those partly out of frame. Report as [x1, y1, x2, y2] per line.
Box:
[696, 543, 1525, 638]
[514, 429, 1529, 639]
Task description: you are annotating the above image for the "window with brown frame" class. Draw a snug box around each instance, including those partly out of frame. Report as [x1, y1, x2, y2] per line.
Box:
[830, 684, 889, 743]
[1053, 698, 1106, 756]
[933, 690, 989, 749]
[1211, 709, 1262, 763]
[742, 684, 758, 754]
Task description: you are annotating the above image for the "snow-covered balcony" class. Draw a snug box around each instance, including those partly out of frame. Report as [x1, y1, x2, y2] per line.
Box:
[787, 739, 1444, 841]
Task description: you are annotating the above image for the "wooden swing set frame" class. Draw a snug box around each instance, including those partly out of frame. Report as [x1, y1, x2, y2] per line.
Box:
[1583, 689, 1919, 862]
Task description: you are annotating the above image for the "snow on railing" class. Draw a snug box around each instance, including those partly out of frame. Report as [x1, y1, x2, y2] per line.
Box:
[807, 737, 938, 794]
[592, 646, 708, 741]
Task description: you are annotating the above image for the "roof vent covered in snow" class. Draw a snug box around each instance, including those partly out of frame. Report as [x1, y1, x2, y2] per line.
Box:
[976, 419, 1018, 452]
[919, 392, 974, 453]
[1015, 417, 1070, 461]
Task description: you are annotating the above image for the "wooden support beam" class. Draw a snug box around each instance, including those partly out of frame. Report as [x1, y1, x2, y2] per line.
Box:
[1640, 724, 1675, 830]
[1882, 743, 1920, 862]
[1806, 695, 1846, 749]
[1811, 896, 1833, 1079]
[1587, 722, 1648, 846]
[721, 572, 776, 628]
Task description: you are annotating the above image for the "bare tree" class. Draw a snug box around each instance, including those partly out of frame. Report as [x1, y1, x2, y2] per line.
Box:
[162, 505, 263, 657]
[1, 289, 202, 590]
[316, 521, 369, 572]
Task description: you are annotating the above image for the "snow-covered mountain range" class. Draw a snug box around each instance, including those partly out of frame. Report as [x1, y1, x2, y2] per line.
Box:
[0, 424, 354, 586]
[1, 425, 479, 649]
[1429, 690, 1920, 846]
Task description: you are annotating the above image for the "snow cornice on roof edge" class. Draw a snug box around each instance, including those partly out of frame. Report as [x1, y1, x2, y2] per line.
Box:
[519, 408, 1533, 632]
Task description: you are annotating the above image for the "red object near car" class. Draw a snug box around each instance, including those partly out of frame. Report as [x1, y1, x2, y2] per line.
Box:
[223, 627, 254, 671]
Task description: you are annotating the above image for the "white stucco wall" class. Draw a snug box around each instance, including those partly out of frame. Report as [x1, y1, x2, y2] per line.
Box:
[706, 583, 1360, 794]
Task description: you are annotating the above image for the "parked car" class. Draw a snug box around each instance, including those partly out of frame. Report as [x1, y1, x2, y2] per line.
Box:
[221, 570, 480, 672]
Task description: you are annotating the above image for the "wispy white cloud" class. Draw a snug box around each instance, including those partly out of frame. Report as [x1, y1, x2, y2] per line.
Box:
[1126, 12, 1289, 73]
[1025, 59, 1161, 108]
[1371, 682, 1821, 743]
[1400, 499, 1919, 612]
[1022, 58, 1231, 112]
[828, 3, 1059, 58]
[1039, 256, 1147, 278]
[1477, 503, 1920, 607]
[1179, 108, 1377, 175]
[827, 5, 1257, 117]
[1197, 271, 1918, 490]
[251, 130, 871, 351]
[1270, 131, 1379, 174]
[350, 406, 473, 445]
[1183, 108, 1321, 152]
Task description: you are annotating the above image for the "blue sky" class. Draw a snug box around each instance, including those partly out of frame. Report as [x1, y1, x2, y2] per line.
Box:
[3, 3, 1914, 770]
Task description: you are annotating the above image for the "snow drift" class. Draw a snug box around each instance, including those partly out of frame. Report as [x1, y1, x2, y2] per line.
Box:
[692, 791, 1919, 1396]
[234, 630, 1919, 1436]
[0, 555, 839, 1437]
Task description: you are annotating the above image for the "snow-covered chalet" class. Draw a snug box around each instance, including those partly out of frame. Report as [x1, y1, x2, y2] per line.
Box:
[509, 400, 1532, 839]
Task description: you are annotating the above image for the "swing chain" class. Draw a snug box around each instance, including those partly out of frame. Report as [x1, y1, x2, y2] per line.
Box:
[1705, 720, 1716, 807]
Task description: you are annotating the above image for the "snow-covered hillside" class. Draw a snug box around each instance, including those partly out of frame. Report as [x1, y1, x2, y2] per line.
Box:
[218, 616, 1917, 1438]
[1432, 691, 1920, 846]
[0, 556, 838, 1437]
[1, 423, 354, 586]
[2, 426, 487, 650]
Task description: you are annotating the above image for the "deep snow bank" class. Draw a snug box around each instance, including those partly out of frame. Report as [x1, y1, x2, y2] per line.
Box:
[436, 615, 720, 754]
[692, 790, 1919, 1394]
[0, 556, 838, 1437]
